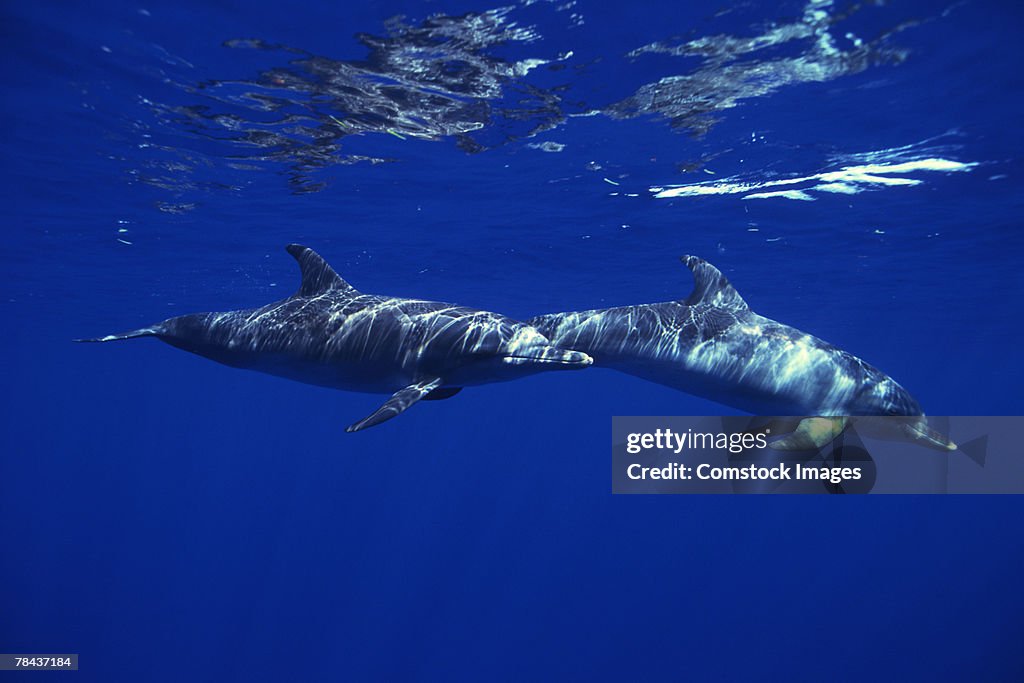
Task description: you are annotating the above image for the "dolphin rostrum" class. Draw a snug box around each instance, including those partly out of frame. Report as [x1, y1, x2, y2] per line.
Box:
[77, 244, 593, 432]
[528, 256, 954, 450]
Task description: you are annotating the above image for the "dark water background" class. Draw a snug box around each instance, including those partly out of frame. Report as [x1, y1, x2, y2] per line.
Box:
[3, 0, 1023, 680]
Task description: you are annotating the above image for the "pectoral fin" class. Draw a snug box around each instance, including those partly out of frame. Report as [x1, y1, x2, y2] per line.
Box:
[769, 417, 850, 451]
[346, 378, 445, 433]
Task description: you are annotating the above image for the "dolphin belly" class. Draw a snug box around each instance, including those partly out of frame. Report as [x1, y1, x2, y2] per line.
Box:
[156, 333, 409, 393]
[602, 350, 846, 416]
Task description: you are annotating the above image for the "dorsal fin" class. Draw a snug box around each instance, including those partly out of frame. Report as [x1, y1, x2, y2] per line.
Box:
[680, 255, 748, 309]
[286, 244, 356, 297]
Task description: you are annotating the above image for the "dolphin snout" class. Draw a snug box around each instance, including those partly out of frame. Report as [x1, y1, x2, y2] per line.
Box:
[503, 347, 593, 368]
[900, 418, 957, 452]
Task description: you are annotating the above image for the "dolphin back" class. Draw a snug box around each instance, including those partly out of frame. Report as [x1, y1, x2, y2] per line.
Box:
[528, 254, 748, 339]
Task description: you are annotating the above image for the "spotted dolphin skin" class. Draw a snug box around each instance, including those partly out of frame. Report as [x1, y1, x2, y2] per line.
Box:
[77, 245, 592, 432]
[528, 256, 954, 451]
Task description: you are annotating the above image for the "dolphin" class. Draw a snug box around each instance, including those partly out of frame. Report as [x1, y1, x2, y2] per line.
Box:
[528, 256, 954, 451]
[77, 244, 593, 432]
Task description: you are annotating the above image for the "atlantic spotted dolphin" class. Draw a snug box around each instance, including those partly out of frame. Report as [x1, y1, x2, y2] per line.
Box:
[528, 256, 954, 450]
[78, 244, 592, 432]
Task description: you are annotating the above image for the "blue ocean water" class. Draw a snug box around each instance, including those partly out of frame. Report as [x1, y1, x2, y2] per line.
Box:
[3, 0, 1023, 680]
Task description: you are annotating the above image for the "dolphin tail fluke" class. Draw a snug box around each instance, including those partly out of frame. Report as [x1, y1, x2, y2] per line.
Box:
[346, 377, 445, 433]
[73, 327, 160, 343]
